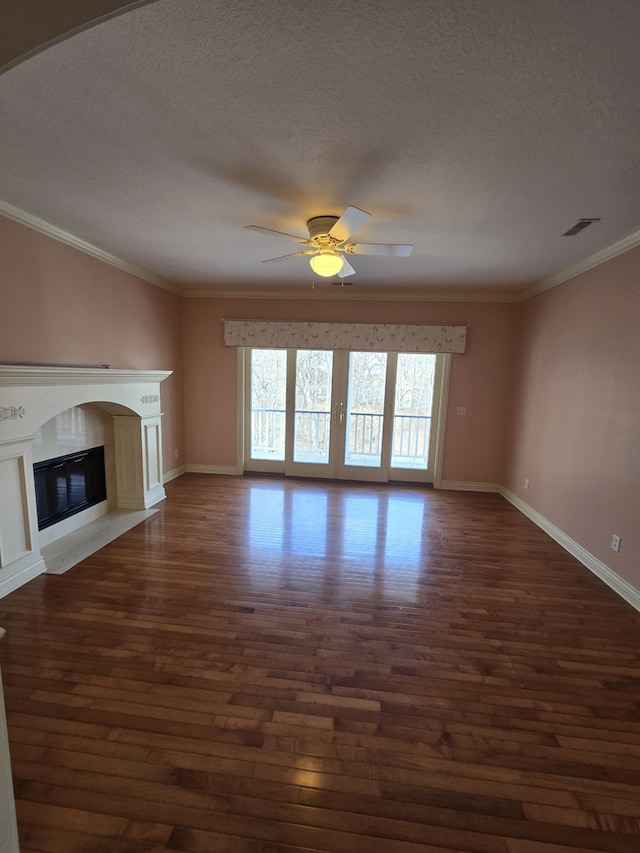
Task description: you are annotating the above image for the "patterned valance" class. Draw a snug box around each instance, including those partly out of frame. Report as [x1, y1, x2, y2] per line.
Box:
[223, 320, 467, 353]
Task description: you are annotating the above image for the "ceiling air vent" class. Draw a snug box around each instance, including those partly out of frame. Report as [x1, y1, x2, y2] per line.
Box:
[562, 218, 600, 237]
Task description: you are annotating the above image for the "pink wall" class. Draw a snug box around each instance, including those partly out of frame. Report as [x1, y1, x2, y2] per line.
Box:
[507, 247, 640, 590]
[6, 209, 637, 596]
[182, 296, 517, 484]
[0, 215, 185, 471]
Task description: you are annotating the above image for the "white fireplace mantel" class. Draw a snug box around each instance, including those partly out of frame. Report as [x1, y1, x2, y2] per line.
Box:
[0, 365, 172, 598]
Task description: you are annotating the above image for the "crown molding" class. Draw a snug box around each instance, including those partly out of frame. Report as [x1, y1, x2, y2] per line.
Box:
[3, 198, 638, 305]
[519, 225, 640, 301]
[0, 200, 182, 295]
[180, 284, 519, 303]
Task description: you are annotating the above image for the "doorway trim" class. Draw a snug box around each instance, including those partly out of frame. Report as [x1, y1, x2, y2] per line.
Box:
[432, 352, 452, 489]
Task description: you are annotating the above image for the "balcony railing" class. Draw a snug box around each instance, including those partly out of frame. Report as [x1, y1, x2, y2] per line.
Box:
[251, 408, 431, 468]
[391, 413, 431, 464]
[251, 408, 286, 459]
[295, 409, 331, 455]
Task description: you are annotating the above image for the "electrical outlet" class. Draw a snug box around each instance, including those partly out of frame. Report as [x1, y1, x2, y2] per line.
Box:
[174, 449, 179, 459]
[611, 534, 621, 553]
[457, 406, 467, 415]
[524, 478, 529, 490]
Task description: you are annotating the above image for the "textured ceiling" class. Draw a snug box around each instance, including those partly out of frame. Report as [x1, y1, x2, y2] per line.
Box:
[1, 0, 640, 299]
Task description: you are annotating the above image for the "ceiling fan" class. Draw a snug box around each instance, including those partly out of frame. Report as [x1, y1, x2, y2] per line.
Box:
[245, 206, 413, 278]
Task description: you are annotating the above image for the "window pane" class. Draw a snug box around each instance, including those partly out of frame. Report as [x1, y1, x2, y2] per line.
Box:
[344, 351, 387, 467]
[391, 353, 436, 470]
[294, 350, 333, 464]
[250, 349, 286, 461]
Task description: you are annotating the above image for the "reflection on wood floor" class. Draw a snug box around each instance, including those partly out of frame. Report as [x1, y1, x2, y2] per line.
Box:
[1, 473, 640, 852]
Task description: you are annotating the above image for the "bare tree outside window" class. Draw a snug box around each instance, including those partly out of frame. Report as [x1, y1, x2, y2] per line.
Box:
[294, 350, 333, 463]
[250, 349, 286, 460]
[391, 353, 436, 468]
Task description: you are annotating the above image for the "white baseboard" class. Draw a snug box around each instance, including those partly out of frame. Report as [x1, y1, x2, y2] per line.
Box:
[117, 485, 166, 510]
[439, 480, 500, 492]
[163, 465, 186, 483]
[500, 487, 640, 613]
[133, 468, 640, 614]
[0, 557, 46, 599]
[144, 484, 166, 508]
[186, 464, 243, 476]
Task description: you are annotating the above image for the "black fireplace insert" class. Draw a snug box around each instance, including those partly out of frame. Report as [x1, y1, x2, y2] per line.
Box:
[34, 446, 107, 531]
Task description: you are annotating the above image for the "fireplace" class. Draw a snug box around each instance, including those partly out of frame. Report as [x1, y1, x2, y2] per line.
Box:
[34, 446, 107, 531]
[0, 365, 172, 597]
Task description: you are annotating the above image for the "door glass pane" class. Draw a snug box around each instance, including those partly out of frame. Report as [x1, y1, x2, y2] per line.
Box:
[250, 349, 287, 461]
[344, 351, 387, 468]
[391, 353, 436, 470]
[294, 350, 333, 464]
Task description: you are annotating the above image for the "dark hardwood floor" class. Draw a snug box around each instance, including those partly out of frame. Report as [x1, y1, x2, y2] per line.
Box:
[1, 474, 640, 852]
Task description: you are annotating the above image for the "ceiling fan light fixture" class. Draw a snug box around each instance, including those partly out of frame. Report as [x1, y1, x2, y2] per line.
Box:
[310, 252, 344, 278]
[247, 206, 410, 279]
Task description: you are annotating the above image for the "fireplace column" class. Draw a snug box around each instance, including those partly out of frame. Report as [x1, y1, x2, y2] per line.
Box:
[0, 437, 46, 597]
[113, 414, 166, 509]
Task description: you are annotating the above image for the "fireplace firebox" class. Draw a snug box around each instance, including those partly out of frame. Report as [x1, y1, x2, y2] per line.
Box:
[33, 446, 107, 531]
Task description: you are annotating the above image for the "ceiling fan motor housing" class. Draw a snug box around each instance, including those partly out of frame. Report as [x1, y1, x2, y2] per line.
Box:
[306, 215, 340, 246]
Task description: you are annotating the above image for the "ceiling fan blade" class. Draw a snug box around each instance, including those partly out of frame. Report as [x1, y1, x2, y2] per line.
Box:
[262, 251, 309, 263]
[338, 257, 356, 278]
[245, 224, 307, 241]
[329, 206, 371, 243]
[347, 242, 413, 257]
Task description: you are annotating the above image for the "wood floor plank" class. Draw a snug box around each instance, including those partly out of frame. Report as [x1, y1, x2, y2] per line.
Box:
[1, 474, 640, 852]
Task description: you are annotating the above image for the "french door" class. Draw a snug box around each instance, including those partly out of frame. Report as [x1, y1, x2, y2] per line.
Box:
[245, 347, 445, 483]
